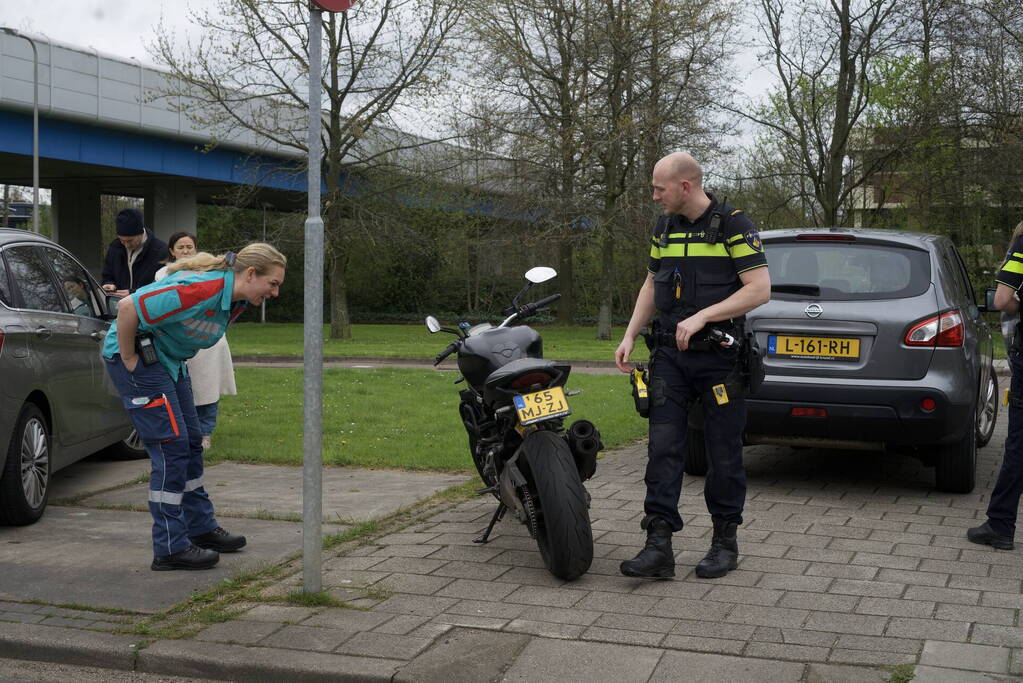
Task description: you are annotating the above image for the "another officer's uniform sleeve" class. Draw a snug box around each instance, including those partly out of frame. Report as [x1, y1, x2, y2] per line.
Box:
[648, 216, 667, 274]
[723, 210, 768, 274]
[133, 278, 227, 331]
[996, 236, 1023, 291]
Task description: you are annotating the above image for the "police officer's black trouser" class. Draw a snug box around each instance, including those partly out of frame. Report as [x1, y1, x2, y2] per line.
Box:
[987, 352, 1023, 539]
[644, 344, 747, 532]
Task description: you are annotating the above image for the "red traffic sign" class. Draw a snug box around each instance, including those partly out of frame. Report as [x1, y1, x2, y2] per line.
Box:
[311, 0, 356, 10]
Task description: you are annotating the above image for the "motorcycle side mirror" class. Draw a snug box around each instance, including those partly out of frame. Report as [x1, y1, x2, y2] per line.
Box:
[425, 316, 442, 333]
[525, 266, 557, 284]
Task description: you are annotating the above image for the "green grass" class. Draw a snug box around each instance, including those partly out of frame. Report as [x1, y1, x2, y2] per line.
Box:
[227, 322, 623, 362]
[209, 366, 645, 471]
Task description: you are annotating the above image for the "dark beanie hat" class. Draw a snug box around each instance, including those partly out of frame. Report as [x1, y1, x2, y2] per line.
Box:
[115, 208, 144, 236]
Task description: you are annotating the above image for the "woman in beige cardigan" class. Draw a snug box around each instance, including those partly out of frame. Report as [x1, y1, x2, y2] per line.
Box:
[155, 231, 237, 451]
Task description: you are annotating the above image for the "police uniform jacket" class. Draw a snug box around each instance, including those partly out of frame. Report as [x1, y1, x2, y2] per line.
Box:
[997, 235, 1023, 325]
[648, 195, 768, 331]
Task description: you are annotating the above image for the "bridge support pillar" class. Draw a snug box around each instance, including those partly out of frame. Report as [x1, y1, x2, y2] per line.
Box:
[145, 180, 197, 243]
[51, 181, 103, 277]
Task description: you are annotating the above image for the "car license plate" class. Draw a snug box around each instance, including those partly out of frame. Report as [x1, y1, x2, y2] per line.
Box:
[514, 386, 572, 425]
[768, 335, 860, 361]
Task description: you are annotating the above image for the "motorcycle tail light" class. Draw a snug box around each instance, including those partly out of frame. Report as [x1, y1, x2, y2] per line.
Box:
[511, 372, 552, 389]
[905, 310, 964, 347]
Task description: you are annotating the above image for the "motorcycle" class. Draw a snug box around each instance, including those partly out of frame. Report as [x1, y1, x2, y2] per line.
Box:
[425, 267, 603, 581]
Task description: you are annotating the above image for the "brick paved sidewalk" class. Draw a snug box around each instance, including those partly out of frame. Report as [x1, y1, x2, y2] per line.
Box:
[169, 414, 1019, 682]
[4, 419, 1020, 682]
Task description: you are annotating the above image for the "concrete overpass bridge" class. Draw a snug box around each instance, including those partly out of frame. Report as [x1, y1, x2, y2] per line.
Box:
[0, 28, 502, 274]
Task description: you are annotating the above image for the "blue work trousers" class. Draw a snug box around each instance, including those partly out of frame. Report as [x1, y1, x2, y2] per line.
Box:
[195, 401, 220, 437]
[644, 345, 747, 532]
[987, 352, 1023, 539]
[105, 357, 218, 556]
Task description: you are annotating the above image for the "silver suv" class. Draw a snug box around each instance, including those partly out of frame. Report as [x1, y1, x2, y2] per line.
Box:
[692, 228, 996, 493]
[0, 229, 144, 525]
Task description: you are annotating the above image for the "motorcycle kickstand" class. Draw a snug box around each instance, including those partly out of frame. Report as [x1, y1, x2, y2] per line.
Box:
[474, 503, 507, 544]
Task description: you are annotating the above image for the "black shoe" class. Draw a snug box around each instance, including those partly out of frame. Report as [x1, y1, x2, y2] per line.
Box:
[620, 516, 675, 579]
[190, 527, 247, 553]
[151, 544, 219, 571]
[966, 521, 1014, 550]
[695, 519, 739, 579]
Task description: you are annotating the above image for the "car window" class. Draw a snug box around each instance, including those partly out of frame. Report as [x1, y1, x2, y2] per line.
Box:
[765, 242, 931, 301]
[950, 246, 977, 302]
[0, 250, 12, 307]
[39, 246, 99, 318]
[5, 245, 65, 313]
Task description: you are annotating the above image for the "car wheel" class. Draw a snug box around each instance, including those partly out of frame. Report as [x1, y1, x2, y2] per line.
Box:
[976, 368, 998, 449]
[0, 403, 51, 526]
[103, 427, 148, 460]
[934, 427, 977, 494]
[684, 428, 709, 476]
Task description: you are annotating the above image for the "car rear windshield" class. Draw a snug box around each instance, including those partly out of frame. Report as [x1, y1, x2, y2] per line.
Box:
[765, 241, 931, 301]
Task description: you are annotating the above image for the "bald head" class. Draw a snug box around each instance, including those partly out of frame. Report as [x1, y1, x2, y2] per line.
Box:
[655, 152, 703, 188]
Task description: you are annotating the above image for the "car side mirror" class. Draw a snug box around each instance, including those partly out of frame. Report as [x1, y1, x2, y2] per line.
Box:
[102, 295, 121, 320]
[979, 288, 996, 313]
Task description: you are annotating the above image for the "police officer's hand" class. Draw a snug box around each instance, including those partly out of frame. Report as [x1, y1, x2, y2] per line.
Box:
[675, 315, 707, 351]
[122, 353, 139, 372]
[615, 337, 634, 373]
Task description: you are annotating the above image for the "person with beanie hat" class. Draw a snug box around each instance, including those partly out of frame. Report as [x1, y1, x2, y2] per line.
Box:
[101, 208, 168, 296]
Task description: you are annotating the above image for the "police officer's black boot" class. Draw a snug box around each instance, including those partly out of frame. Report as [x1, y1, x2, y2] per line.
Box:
[620, 515, 675, 579]
[695, 518, 738, 579]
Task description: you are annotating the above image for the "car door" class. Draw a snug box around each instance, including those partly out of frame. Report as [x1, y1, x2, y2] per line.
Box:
[36, 245, 126, 439]
[4, 244, 99, 454]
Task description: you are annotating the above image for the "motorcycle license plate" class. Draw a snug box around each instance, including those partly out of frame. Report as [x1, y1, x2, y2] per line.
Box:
[514, 386, 572, 426]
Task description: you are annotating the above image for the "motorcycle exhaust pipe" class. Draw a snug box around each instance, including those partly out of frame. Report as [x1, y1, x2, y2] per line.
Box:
[566, 420, 603, 482]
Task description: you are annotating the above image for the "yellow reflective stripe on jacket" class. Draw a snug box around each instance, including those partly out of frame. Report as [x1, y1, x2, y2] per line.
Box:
[728, 242, 761, 259]
[1001, 258, 1023, 275]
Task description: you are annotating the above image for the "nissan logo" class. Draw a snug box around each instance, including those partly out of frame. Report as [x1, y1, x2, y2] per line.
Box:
[805, 304, 823, 318]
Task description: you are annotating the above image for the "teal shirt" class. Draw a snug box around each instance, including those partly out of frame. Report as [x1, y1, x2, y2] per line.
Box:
[102, 269, 246, 379]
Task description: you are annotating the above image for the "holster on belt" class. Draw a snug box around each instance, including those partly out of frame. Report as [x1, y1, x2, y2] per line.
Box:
[630, 363, 650, 418]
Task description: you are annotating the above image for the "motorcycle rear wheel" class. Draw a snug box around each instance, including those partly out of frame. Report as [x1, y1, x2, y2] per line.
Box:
[519, 430, 593, 581]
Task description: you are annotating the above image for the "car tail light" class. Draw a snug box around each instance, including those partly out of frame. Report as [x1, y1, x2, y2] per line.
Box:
[791, 407, 827, 417]
[511, 372, 552, 389]
[920, 397, 936, 412]
[905, 310, 964, 347]
[795, 234, 856, 241]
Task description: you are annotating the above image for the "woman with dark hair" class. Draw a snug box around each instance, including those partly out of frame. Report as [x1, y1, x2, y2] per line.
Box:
[156, 232, 237, 452]
[103, 242, 286, 571]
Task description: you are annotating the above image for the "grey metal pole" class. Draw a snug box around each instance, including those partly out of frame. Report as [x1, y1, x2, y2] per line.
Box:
[303, 7, 324, 593]
[2, 29, 39, 233]
[30, 35, 38, 234]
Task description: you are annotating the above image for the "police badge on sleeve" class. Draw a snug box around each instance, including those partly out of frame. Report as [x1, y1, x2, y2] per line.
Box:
[743, 228, 763, 252]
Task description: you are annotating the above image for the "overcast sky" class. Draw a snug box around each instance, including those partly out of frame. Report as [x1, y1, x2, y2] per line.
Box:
[2, 1, 205, 66]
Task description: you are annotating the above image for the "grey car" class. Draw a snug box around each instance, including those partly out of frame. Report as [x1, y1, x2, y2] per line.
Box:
[687, 227, 997, 494]
[0, 228, 144, 525]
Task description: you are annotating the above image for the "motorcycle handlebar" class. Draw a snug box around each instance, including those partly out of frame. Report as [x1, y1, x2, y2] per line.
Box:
[523, 293, 561, 314]
[434, 341, 459, 365]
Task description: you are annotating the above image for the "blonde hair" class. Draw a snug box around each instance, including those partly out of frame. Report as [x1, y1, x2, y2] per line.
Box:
[167, 242, 287, 276]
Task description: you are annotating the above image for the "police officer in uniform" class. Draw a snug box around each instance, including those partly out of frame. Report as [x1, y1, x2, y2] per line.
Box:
[615, 152, 770, 579]
[967, 220, 1023, 551]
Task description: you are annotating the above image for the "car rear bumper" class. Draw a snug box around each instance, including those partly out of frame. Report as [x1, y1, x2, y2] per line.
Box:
[746, 381, 974, 446]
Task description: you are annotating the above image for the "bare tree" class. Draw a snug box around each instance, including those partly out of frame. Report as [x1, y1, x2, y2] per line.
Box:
[151, 0, 461, 338]
[734, 0, 915, 225]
